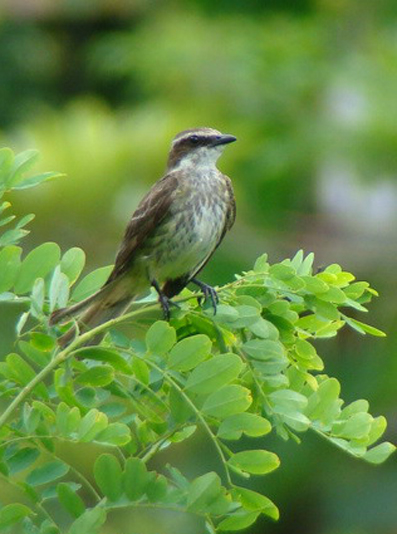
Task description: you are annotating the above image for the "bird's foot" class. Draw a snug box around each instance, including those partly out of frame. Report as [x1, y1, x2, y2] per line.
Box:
[159, 294, 181, 321]
[191, 278, 219, 315]
[151, 279, 180, 321]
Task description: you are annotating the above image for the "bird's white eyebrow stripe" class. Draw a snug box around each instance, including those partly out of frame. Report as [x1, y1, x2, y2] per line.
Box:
[172, 134, 193, 145]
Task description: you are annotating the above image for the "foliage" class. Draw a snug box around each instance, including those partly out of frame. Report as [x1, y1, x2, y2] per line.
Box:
[0, 150, 394, 534]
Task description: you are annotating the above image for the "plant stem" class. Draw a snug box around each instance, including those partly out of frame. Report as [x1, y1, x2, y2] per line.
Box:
[0, 278, 267, 430]
[125, 349, 234, 487]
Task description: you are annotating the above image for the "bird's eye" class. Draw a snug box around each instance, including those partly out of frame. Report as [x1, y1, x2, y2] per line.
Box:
[190, 135, 199, 144]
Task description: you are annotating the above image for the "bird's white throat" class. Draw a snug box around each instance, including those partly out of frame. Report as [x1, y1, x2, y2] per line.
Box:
[173, 146, 224, 171]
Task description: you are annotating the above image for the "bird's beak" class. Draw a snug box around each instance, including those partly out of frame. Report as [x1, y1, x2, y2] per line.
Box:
[211, 134, 237, 147]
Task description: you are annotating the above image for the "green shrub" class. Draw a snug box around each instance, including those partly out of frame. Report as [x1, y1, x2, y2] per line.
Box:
[0, 148, 393, 534]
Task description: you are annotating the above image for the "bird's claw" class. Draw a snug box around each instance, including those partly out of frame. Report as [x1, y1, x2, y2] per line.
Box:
[191, 278, 219, 315]
[151, 278, 180, 321]
[159, 293, 180, 321]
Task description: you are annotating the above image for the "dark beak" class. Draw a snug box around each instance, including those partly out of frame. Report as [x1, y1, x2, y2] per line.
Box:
[211, 134, 237, 147]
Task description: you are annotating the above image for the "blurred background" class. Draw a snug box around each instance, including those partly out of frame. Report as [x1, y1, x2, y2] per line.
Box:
[0, 0, 397, 532]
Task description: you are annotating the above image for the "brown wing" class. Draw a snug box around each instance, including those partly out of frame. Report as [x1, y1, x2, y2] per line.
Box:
[223, 175, 236, 232]
[106, 172, 179, 283]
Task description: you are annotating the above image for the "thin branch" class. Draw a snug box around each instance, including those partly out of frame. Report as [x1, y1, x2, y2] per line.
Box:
[123, 349, 233, 487]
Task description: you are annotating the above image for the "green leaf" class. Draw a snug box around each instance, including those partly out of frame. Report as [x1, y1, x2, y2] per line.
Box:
[61, 248, 86, 285]
[228, 450, 280, 475]
[96, 422, 131, 446]
[332, 412, 372, 440]
[316, 319, 345, 338]
[30, 333, 55, 352]
[0, 201, 11, 214]
[146, 474, 168, 502]
[253, 253, 269, 272]
[344, 316, 386, 337]
[123, 458, 150, 501]
[269, 263, 295, 280]
[344, 297, 368, 312]
[94, 454, 123, 501]
[202, 385, 252, 419]
[319, 286, 347, 304]
[169, 425, 197, 443]
[295, 339, 317, 360]
[306, 296, 339, 321]
[185, 353, 243, 395]
[22, 405, 40, 434]
[218, 511, 260, 531]
[2, 353, 48, 399]
[0, 246, 21, 292]
[243, 339, 285, 361]
[218, 413, 272, 440]
[0, 503, 32, 529]
[7, 447, 40, 475]
[363, 442, 396, 464]
[344, 281, 369, 299]
[169, 387, 195, 423]
[3, 353, 34, 384]
[290, 249, 304, 269]
[19, 340, 50, 368]
[57, 483, 85, 518]
[14, 242, 61, 294]
[26, 460, 69, 486]
[0, 227, 30, 247]
[235, 295, 262, 310]
[78, 409, 108, 442]
[32, 400, 55, 421]
[232, 305, 261, 328]
[49, 266, 70, 312]
[301, 275, 328, 294]
[56, 404, 81, 437]
[340, 399, 369, 419]
[76, 365, 115, 387]
[269, 389, 308, 411]
[297, 252, 314, 275]
[187, 472, 222, 512]
[16, 312, 29, 336]
[15, 213, 35, 229]
[249, 318, 278, 339]
[12, 171, 64, 190]
[367, 416, 387, 446]
[131, 358, 150, 385]
[67, 507, 106, 534]
[72, 265, 113, 302]
[30, 278, 45, 318]
[74, 347, 130, 373]
[211, 304, 239, 324]
[232, 486, 279, 520]
[168, 334, 212, 371]
[8, 149, 39, 187]
[305, 378, 341, 424]
[146, 321, 176, 355]
[277, 409, 311, 432]
[0, 215, 15, 228]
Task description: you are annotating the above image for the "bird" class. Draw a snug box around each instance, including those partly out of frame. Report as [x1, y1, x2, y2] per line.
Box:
[50, 127, 237, 346]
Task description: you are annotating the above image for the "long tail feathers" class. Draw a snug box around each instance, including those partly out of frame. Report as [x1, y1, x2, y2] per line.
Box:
[50, 280, 134, 347]
[49, 287, 106, 326]
[57, 298, 133, 347]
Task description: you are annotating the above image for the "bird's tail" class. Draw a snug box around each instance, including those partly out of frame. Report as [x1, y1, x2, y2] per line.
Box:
[50, 278, 134, 347]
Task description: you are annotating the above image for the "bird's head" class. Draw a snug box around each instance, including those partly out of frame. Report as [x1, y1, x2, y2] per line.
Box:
[167, 127, 236, 171]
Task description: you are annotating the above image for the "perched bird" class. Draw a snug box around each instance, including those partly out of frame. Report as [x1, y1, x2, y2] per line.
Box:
[50, 127, 237, 345]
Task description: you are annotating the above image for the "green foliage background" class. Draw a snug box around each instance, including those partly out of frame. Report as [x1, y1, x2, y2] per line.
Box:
[0, 0, 397, 533]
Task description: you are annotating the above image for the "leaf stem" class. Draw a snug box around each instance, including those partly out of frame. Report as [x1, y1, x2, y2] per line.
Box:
[124, 349, 233, 487]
